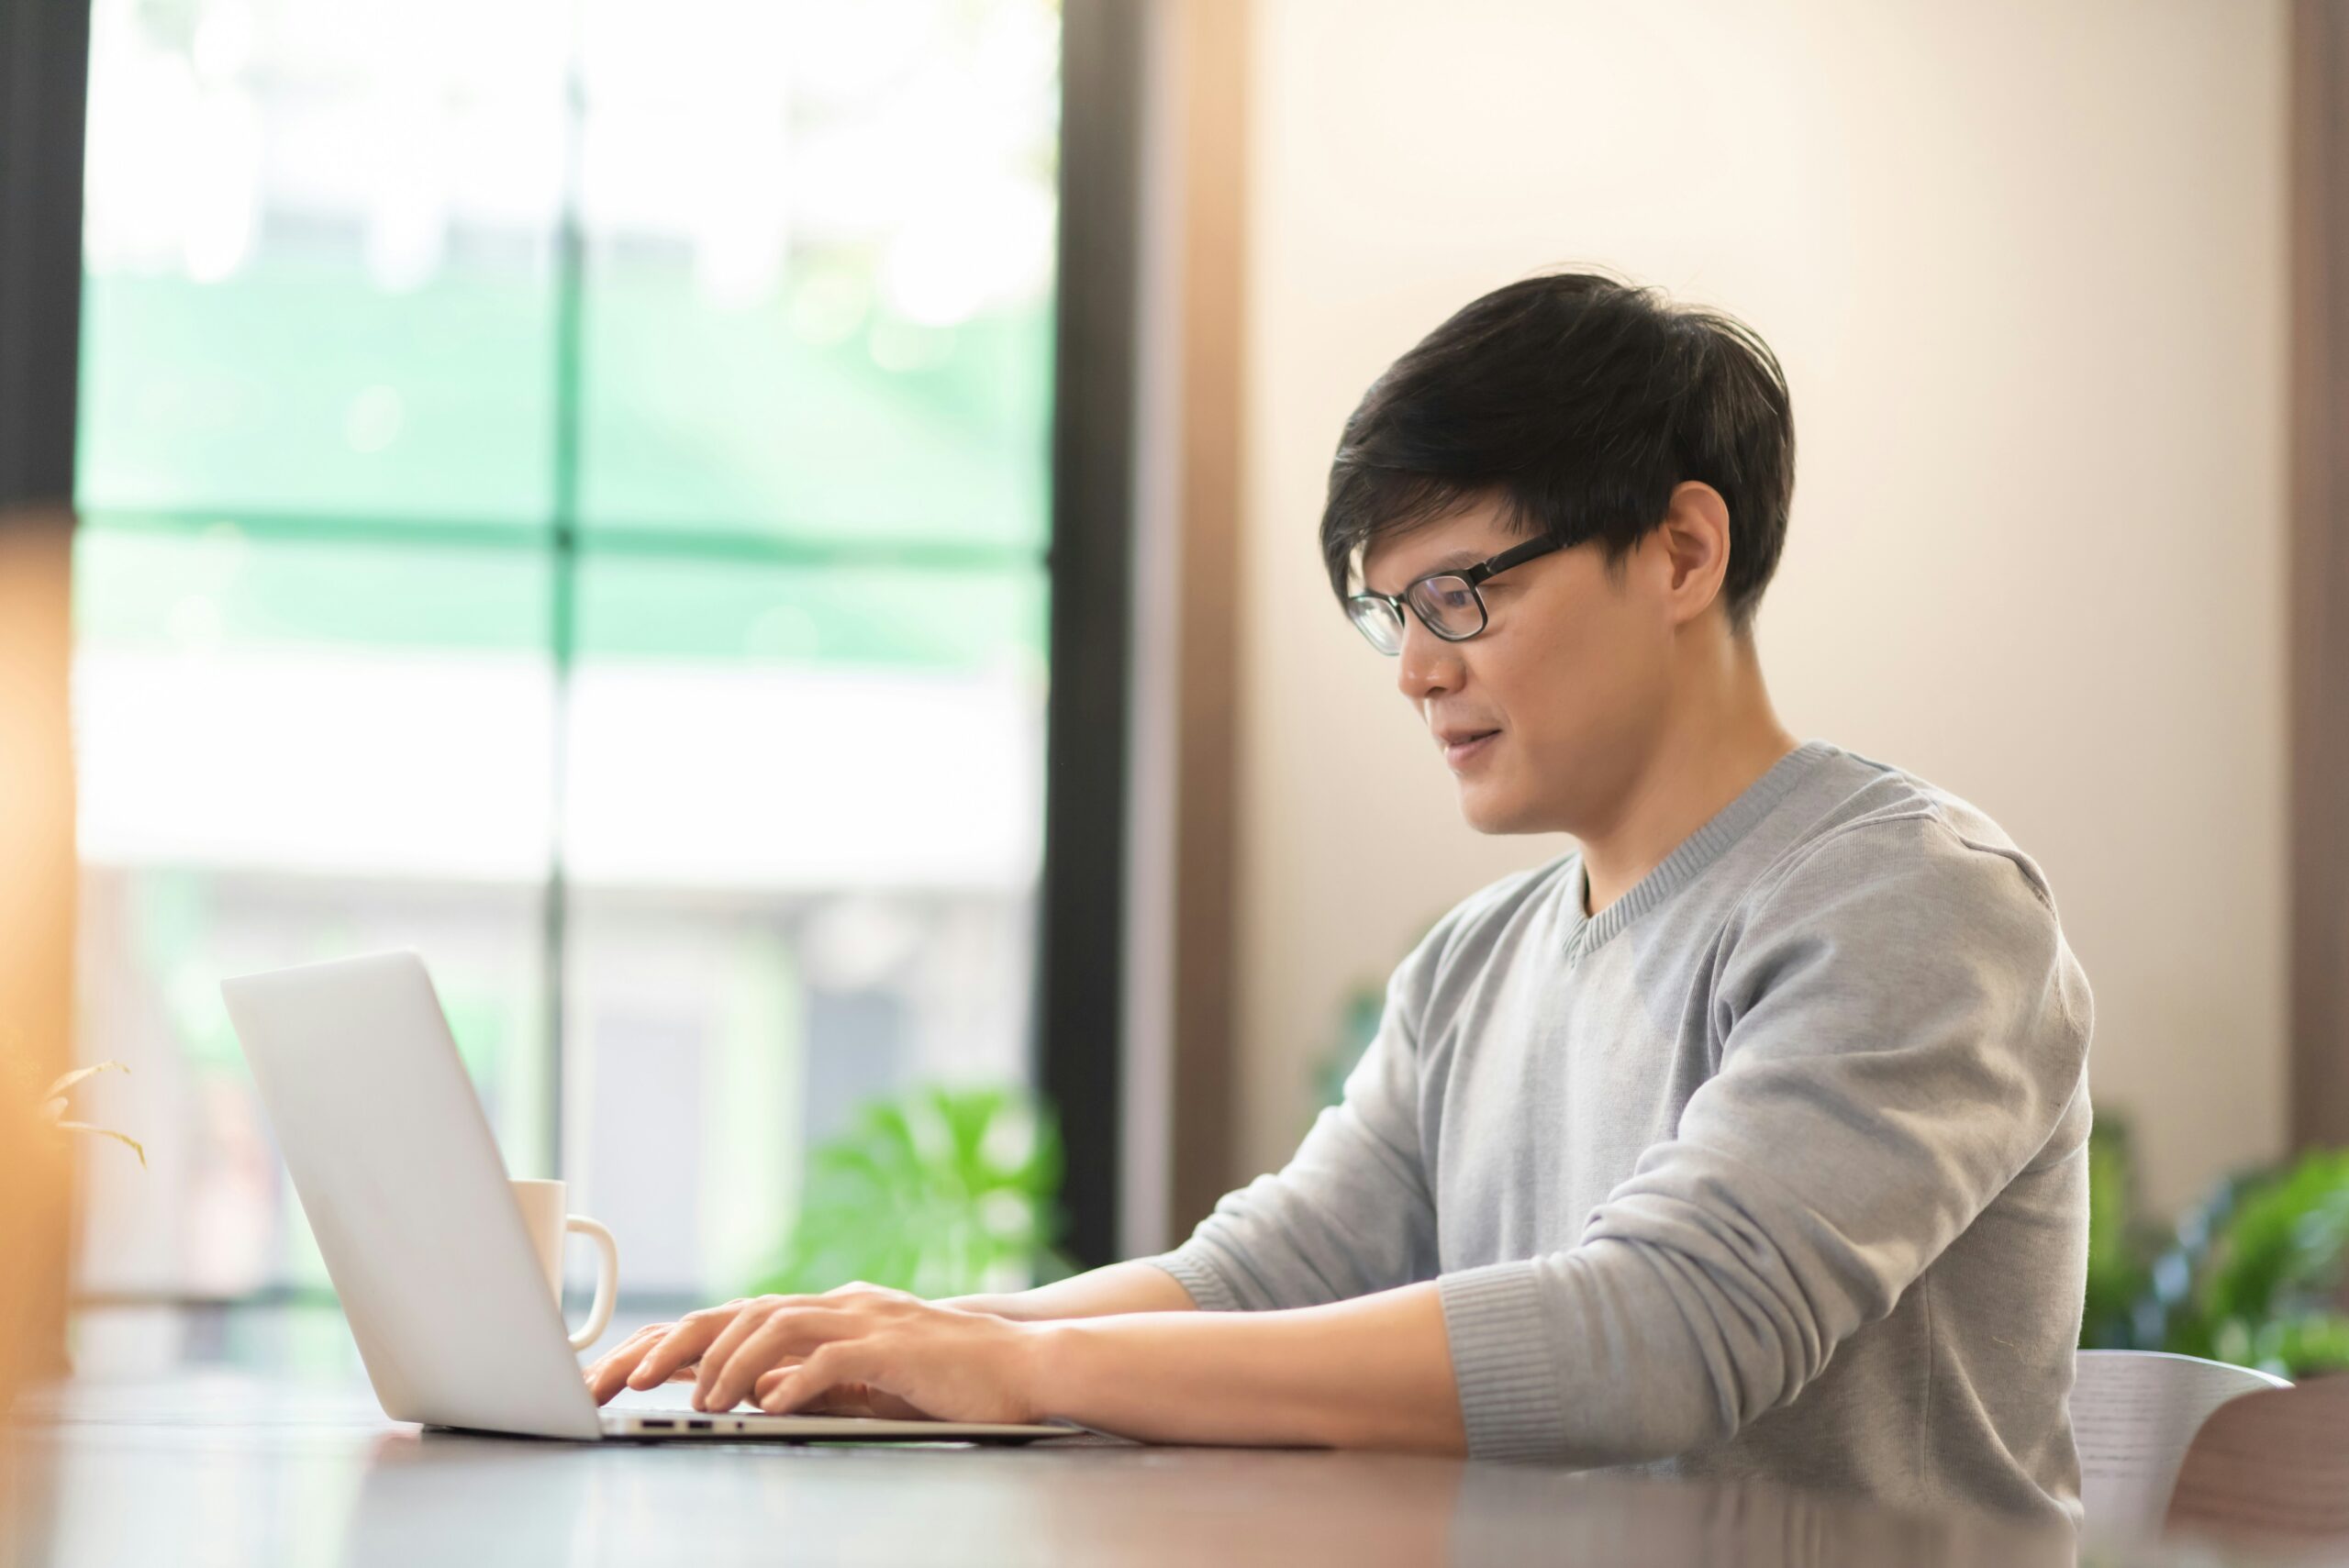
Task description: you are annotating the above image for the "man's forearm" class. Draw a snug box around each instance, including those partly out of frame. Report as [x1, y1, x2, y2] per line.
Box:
[948, 1259, 1198, 1322]
[1029, 1280, 1465, 1452]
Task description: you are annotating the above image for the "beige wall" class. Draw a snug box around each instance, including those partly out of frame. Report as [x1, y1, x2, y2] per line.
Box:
[1232, 0, 2288, 1216]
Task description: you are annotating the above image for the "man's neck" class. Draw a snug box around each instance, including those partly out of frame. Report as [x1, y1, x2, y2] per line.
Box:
[1578, 668, 1800, 919]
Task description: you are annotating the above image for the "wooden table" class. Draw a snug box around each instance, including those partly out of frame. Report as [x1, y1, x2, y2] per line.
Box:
[0, 1370, 2181, 1566]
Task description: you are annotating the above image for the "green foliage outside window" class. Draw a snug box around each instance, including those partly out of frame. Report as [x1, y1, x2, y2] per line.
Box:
[748, 1084, 1071, 1300]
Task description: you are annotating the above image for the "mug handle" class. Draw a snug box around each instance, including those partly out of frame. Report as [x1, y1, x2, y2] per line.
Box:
[563, 1215, 619, 1351]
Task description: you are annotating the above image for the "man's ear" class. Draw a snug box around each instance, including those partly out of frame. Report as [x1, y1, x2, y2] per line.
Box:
[1655, 480, 1732, 628]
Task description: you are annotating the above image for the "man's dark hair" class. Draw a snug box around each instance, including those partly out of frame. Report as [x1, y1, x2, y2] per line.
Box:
[1319, 271, 1795, 636]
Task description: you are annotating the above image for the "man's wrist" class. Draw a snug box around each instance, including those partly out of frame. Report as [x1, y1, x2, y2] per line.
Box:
[1021, 1317, 1095, 1425]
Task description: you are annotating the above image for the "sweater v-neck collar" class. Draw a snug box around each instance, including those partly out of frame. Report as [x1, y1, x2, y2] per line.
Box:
[1558, 739, 1835, 966]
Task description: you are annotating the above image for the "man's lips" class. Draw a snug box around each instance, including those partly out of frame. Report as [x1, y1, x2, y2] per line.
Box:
[1437, 728, 1501, 766]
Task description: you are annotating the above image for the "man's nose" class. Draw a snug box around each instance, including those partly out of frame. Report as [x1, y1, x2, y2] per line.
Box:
[1396, 616, 1463, 705]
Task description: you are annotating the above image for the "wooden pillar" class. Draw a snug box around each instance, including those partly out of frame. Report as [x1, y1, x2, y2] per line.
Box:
[0, 0, 91, 1407]
[2290, 1, 2349, 1151]
[0, 507, 79, 1407]
[1166, 0, 1250, 1239]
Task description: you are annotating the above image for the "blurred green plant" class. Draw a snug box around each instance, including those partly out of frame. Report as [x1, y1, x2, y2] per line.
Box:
[1313, 982, 1386, 1112]
[747, 1084, 1071, 1300]
[2083, 1110, 2349, 1379]
[1312, 914, 1445, 1119]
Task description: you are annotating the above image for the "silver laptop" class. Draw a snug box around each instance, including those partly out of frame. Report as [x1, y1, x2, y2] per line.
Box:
[220, 950, 1065, 1445]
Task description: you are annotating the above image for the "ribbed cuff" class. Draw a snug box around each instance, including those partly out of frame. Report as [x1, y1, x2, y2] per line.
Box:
[1438, 1261, 1564, 1462]
[1141, 1249, 1245, 1313]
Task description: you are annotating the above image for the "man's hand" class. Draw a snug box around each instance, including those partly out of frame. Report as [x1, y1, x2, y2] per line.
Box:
[582, 1282, 1054, 1423]
[586, 1275, 1466, 1452]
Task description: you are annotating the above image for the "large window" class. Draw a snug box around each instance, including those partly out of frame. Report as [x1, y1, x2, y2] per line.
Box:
[69, 0, 1065, 1313]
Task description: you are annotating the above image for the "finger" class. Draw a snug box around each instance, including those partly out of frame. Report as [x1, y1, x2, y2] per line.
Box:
[585, 1324, 674, 1404]
[583, 1323, 657, 1386]
[757, 1341, 881, 1416]
[702, 1307, 857, 1414]
[609, 1345, 702, 1392]
[756, 1367, 918, 1421]
[628, 1301, 748, 1390]
[803, 1385, 881, 1418]
[691, 1298, 787, 1410]
[631, 1300, 748, 1389]
[806, 1388, 875, 1417]
[763, 1347, 916, 1418]
[690, 1296, 855, 1407]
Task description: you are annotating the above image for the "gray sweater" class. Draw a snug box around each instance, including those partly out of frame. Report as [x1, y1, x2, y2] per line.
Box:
[1149, 740, 2093, 1526]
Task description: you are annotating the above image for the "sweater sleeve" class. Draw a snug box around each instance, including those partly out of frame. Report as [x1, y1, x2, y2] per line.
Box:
[1436, 817, 2093, 1462]
[1143, 906, 1464, 1311]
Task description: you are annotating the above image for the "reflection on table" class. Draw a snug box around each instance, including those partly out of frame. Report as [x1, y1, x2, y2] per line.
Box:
[0, 1368, 2102, 1568]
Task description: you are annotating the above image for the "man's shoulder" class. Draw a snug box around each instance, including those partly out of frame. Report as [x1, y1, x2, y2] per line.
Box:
[1720, 745, 2094, 1072]
[1452, 849, 1580, 935]
[1398, 851, 1578, 983]
[1767, 745, 2063, 918]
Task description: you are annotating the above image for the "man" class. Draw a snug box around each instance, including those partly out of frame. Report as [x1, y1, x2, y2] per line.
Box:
[585, 272, 2094, 1527]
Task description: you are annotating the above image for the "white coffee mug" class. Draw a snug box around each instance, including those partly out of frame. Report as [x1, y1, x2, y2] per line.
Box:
[511, 1177, 619, 1351]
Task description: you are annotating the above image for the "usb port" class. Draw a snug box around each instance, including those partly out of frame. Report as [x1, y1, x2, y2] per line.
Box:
[640, 1419, 674, 1430]
[687, 1418, 713, 1431]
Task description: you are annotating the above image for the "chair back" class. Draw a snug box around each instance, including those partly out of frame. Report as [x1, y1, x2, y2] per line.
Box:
[2166, 1370, 2349, 1547]
[2071, 1349, 2288, 1540]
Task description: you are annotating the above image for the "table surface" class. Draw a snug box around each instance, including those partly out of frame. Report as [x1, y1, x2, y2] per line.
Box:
[0, 1370, 2257, 1568]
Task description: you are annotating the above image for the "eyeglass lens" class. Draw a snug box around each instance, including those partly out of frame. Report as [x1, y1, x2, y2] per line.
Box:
[1408, 576, 1482, 638]
[1348, 573, 1486, 654]
[1348, 595, 1405, 653]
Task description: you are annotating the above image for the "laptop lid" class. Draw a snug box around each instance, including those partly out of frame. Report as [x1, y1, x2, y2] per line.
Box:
[222, 951, 602, 1440]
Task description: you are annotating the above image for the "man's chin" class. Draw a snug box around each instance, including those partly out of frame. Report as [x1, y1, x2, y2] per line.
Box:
[1455, 786, 1530, 835]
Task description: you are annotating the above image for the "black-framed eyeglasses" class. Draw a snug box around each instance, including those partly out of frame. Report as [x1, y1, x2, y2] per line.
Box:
[1344, 537, 1564, 655]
